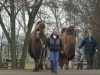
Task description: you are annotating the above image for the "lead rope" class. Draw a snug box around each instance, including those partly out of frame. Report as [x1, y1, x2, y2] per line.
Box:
[39, 38, 46, 64]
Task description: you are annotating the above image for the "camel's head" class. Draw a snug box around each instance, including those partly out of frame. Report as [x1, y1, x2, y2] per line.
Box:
[35, 28, 43, 40]
[66, 26, 79, 37]
[35, 21, 45, 29]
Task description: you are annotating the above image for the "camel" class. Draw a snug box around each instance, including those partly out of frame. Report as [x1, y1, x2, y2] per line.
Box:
[59, 26, 78, 70]
[28, 21, 47, 72]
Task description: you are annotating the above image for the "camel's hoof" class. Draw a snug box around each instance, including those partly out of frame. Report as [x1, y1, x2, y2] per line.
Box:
[33, 69, 39, 72]
[39, 68, 44, 70]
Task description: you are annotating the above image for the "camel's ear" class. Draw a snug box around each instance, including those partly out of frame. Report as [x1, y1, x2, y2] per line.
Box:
[61, 28, 66, 34]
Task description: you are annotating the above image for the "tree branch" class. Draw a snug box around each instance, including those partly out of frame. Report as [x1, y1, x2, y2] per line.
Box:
[0, 14, 11, 44]
[25, 0, 30, 14]
[16, 17, 24, 29]
[57, 9, 63, 19]
[14, 8, 21, 18]
[0, 2, 11, 17]
[30, 0, 43, 27]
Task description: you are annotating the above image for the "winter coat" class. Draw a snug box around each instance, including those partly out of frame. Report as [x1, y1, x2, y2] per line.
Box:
[78, 36, 99, 54]
[46, 34, 63, 51]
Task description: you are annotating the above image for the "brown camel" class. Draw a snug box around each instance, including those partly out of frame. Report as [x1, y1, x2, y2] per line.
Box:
[28, 21, 47, 72]
[59, 26, 78, 70]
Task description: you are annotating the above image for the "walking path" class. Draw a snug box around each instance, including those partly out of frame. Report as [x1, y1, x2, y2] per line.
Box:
[0, 70, 100, 75]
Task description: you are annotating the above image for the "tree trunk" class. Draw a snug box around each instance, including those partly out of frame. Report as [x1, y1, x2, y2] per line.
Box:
[10, 0, 16, 69]
[20, 0, 43, 69]
[19, 36, 29, 69]
[0, 53, 2, 68]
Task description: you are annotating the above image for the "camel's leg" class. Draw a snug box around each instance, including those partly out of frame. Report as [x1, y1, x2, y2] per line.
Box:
[39, 62, 44, 70]
[33, 60, 39, 72]
[59, 59, 64, 70]
[65, 60, 69, 70]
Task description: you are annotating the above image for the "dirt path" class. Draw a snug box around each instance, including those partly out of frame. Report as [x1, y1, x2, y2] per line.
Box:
[0, 70, 100, 75]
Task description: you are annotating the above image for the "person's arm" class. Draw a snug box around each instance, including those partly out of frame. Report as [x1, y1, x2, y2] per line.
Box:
[78, 38, 85, 49]
[59, 39, 64, 54]
[94, 38, 99, 49]
[59, 39, 63, 51]
[45, 38, 50, 48]
[94, 38, 99, 52]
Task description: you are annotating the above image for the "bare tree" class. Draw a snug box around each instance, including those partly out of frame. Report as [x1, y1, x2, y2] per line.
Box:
[0, 0, 43, 69]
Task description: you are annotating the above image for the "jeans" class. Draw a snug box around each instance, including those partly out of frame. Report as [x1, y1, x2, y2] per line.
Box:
[86, 54, 94, 68]
[50, 51, 59, 72]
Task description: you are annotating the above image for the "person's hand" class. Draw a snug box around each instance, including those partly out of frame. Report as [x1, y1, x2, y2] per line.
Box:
[77, 48, 80, 50]
[61, 50, 64, 54]
[96, 49, 98, 52]
[42, 45, 45, 48]
[80, 59, 83, 62]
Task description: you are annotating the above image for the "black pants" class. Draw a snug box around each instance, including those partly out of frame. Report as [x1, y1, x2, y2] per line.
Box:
[86, 54, 94, 68]
[77, 63, 83, 70]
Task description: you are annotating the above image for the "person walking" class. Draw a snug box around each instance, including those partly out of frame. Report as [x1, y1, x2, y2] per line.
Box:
[45, 28, 64, 74]
[76, 51, 84, 70]
[77, 31, 99, 69]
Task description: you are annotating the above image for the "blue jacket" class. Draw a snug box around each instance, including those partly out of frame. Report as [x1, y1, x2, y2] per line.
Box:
[79, 36, 99, 54]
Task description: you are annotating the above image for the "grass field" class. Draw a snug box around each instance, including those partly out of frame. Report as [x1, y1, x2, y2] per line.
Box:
[25, 62, 34, 70]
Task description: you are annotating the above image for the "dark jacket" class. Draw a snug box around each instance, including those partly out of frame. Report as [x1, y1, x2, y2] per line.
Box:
[46, 34, 63, 51]
[78, 36, 99, 54]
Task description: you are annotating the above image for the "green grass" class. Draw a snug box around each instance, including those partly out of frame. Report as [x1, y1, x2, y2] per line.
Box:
[25, 62, 34, 70]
